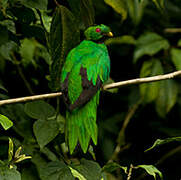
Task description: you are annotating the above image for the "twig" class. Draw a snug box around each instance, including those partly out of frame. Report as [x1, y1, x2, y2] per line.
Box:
[127, 164, 134, 180]
[103, 70, 181, 90]
[12, 53, 34, 95]
[109, 99, 142, 162]
[164, 28, 181, 33]
[0, 92, 62, 106]
[0, 70, 181, 106]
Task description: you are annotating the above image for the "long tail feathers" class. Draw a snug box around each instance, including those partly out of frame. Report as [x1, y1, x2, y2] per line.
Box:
[66, 91, 100, 154]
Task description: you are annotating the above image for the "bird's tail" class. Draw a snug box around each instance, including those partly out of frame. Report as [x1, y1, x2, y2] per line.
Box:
[65, 91, 100, 154]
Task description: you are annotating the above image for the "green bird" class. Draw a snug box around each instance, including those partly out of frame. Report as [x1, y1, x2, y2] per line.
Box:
[60, 24, 113, 154]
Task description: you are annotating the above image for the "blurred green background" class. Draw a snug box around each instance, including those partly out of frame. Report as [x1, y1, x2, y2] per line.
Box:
[0, 0, 181, 179]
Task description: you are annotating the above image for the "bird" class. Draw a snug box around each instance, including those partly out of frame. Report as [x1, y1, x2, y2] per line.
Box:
[60, 24, 113, 154]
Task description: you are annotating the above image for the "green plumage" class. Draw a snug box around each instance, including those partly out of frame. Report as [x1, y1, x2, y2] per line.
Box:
[60, 24, 112, 154]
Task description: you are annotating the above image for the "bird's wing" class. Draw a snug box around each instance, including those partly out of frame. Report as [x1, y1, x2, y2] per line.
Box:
[64, 46, 110, 111]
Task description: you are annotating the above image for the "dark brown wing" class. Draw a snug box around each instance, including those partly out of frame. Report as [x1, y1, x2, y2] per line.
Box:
[61, 67, 102, 111]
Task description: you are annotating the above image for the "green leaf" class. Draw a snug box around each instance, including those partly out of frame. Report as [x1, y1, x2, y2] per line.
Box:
[22, 168, 39, 180]
[33, 118, 59, 148]
[137, 165, 163, 179]
[133, 32, 170, 63]
[40, 147, 59, 161]
[151, 0, 164, 10]
[105, 35, 135, 45]
[10, 6, 36, 24]
[0, 114, 13, 130]
[0, 41, 17, 61]
[40, 161, 74, 180]
[139, 59, 163, 103]
[126, 0, 147, 25]
[155, 80, 178, 117]
[20, 0, 48, 10]
[49, 5, 80, 91]
[177, 39, 181, 47]
[69, 166, 86, 180]
[102, 162, 127, 174]
[67, 0, 95, 27]
[104, 0, 127, 21]
[0, 20, 16, 34]
[71, 159, 102, 180]
[145, 137, 181, 152]
[24, 100, 56, 120]
[0, 25, 8, 45]
[8, 138, 14, 162]
[0, 166, 21, 180]
[170, 48, 181, 70]
[19, 38, 37, 68]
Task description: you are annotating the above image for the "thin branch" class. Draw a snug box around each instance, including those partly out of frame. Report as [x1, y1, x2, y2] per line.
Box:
[0, 92, 62, 106]
[12, 53, 34, 95]
[109, 99, 142, 162]
[103, 70, 181, 90]
[127, 164, 134, 180]
[0, 70, 181, 106]
[164, 28, 181, 33]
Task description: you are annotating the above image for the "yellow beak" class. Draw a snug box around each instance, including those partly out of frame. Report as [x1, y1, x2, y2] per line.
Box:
[107, 31, 113, 37]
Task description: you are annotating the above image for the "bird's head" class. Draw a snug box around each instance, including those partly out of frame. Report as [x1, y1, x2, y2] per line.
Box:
[84, 24, 113, 41]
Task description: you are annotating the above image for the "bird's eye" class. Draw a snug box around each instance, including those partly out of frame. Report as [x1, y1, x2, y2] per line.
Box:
[96, 28, 101, 32]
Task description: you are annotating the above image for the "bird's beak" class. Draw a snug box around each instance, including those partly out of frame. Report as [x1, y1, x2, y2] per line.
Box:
[107, 32, 113, 37]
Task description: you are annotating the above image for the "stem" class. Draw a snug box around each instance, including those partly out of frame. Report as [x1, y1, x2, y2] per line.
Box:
[12, 54, 34, 95]
[127, 164, 134, 180]
[109, 99, 142, 162]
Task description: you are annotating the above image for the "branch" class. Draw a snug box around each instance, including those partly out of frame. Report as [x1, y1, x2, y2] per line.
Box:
[0, 70, 181, 106]
[103, 70, 181, 90]
[164, 28, 181, 33]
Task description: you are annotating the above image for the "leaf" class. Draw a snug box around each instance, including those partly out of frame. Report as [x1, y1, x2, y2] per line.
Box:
[145, 137, 181, 152]
[71, 159, 102, 180]
[67, 0, 95, 27]
[69, 166, 86, 180]
[170, 48, 181, 70]
[126, 0, 147, 25]
[137, 165, 163, 179]
[49, 5, 80, 91]
[10, 6, 36, 25]
[21, 168, 39, 180]
[0, 25, 8, 45]
[177, 39, 181, 47]
[33, 118, 59, 148]
[102, 162, 127, 174]
[19, 38, 36, 68]
[104, 0, 127, 21]
[155, 80, 178, 117]
[0, 20, 16, 34]
[20, 0, 48, 10]
[0, 114, 13, 130]
[151, 0, 164, 10]
[0, 166, 21, 180]
[24, 100, 55, 120]
[1, 104, 33, 140]
[0, 41, 17, 61]
[105, 35, 136, 45]
[139, 59, 163, 103]
[133, 32, 170, 63]
[40, 161, 74, 180]
[8, 138, 14, 162]
[40, 147, 59, 161]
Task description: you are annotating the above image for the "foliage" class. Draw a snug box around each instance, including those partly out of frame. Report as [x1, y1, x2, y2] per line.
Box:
[0, 0, 181, 179]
